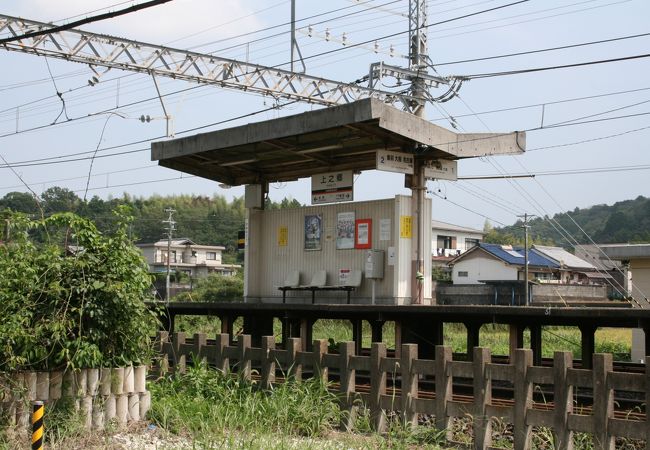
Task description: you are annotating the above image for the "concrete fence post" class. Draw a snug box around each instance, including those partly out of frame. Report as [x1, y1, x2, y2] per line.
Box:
[592, 353, 614, 450]
[339, 341, 357, 431]
[215, 333, 230, 374]
[261, 336, 276, 389]
[172, 332, 187, 374]
[286, 337, 302, 381]
[553, 351, 574, 450]
[370, 342, 387, 433]
[513, 348, 532, 450]
[473, 347, 492, 450]
[155, 331, 170, 375]
[435, 345, 452, 441]
[401, 343, 418, 427]
[313, 339, 328, 383]
[193, 333, 207, 365]
[238, 334, 252, 380]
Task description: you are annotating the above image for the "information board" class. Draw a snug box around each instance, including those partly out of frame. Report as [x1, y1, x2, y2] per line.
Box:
[376, 150, 414, 174]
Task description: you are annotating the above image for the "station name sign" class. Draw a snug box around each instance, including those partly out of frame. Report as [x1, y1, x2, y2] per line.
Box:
[311, 170, 354, 204]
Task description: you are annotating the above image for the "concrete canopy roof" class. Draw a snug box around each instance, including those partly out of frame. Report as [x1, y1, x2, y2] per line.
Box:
[151, 98, 525, 186]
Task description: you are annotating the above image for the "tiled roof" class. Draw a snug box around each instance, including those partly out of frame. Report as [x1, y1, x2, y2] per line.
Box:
[532, 245, 595, 270]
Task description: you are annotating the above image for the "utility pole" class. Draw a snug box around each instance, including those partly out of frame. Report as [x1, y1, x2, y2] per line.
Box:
[409, 0, 429, 304]
[518, 213, 535, 306]
[162, 207, 176, 302]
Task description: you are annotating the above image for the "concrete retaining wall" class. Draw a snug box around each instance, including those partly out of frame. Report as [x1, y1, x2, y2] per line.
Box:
[437, 283, 608, 306]
[0, 366, 149, 430]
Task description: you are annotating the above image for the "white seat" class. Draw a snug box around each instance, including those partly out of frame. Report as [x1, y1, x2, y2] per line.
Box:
[340, 269, 362, 288]
[278, 271, 300, 289]
[301, 270, 327, 288]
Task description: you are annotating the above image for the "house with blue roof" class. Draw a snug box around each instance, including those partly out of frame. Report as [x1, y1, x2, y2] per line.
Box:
[448, 243, 560, 284]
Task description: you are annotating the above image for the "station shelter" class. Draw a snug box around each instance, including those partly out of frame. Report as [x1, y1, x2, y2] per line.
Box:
[151, 98, 524, 305]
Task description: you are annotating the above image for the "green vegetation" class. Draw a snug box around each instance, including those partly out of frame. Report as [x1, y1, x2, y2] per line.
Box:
[0, 187, 303, 266]
[486, 195, 650, 245]
[147, 363, 445, 449]
[0, 208, 157, 371]
[149, 364, 342, 439]
[175, 272, 244, 302]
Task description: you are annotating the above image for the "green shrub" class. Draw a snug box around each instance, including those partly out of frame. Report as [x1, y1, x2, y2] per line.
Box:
[0, 207, 157, 371]
[175, 272, 243, 302]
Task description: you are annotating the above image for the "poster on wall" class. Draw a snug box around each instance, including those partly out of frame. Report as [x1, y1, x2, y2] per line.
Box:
[355, 218, 372, 249]
[336, 212, 355, 249]
[278, 225, 288, 247]
[304, 215, 322, 251]
[379, 218, 391, 241]
[400, 215, 412, 239]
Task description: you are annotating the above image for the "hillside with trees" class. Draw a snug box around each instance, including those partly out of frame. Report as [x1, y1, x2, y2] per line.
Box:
[486, 195, 650, 247]
[3, 188, 648, 253]
[0, 187, 302, 262]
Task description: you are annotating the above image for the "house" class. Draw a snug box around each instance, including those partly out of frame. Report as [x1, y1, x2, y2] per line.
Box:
[137, 238, 240, 278]
[432, 220, 484, 267]
[531, 245, 602, 284]
[574, 244, 627, 293]
[442, 243, 612, 306]
[600, 243, 650, 362]
[448, 243, 558, 284]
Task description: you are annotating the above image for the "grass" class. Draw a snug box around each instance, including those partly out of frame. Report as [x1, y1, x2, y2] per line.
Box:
[147, 363, 446, 449]
[148, 363, 343, 440]
[0, 397, 105, 450]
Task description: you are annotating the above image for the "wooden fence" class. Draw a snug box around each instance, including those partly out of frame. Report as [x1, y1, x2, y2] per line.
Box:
[154, 331, 649, 450]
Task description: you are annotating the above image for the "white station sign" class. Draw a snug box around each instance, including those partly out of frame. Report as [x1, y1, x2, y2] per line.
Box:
[424, 159, 457, 181]
[376, 150, 414, 174]
[311, 170, 354, 204]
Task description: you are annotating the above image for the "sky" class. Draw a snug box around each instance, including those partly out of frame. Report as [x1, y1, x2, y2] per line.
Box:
[1, 0, 649, 236]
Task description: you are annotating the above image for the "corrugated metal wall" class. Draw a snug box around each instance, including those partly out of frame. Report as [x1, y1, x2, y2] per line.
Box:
[245, 195, 432, 304]
[248, 197, 396, 303]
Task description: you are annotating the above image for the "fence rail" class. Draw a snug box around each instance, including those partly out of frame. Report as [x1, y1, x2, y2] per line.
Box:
[154, 331, 649, 450]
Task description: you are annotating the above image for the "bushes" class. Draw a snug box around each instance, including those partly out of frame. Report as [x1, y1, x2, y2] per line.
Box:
[0, 207, 157, 371]
[175, 272, 243, 302]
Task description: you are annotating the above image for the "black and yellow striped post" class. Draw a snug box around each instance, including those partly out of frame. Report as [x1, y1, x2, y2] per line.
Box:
[32, 401, 44, 450]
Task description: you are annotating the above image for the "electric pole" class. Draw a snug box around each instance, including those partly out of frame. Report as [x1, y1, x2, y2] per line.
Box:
[409, 0, 429, 304]
[162, 207, 176, 302]
[518, 213, 536, 306]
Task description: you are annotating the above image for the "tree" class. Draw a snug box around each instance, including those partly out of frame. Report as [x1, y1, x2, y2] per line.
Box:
[0, 208, 156, 371]
[0, 191, 40, 214]
[41, 186, 80, 214]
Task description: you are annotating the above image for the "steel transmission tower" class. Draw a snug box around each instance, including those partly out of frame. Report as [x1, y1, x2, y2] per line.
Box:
[409, 0, 429, 117]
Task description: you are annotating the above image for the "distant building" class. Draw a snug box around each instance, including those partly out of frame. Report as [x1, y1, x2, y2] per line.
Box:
[432, 220, 485, 269]
[601, 243, 650, 362]
[530, 245, 602, 284]
[574, 244, 627, 294]
[449, 243, 558, 285]
[137, 238, 240, 278]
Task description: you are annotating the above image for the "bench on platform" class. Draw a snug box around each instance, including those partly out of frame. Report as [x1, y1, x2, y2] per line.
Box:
[278, 270, 363, 304]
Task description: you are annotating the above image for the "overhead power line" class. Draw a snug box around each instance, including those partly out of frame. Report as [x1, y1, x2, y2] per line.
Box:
[435, 31, 650, 67]
[458, 53, 650, 80]
[0, 0, 173, 45]
[460, 163, 650, 179]
[2, 101, 649, 170]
